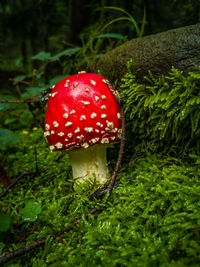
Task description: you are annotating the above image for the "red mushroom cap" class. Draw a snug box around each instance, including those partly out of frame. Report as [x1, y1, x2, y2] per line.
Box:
[44, 72, 122, 151]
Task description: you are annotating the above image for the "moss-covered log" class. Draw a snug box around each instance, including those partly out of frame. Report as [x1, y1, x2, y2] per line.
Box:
[96, 23, 200, 83]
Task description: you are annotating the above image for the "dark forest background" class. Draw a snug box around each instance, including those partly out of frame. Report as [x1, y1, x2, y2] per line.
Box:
[0, 0, 200, 91]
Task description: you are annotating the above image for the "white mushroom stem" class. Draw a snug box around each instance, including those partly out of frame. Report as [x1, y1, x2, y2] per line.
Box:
[69, 145, 109, 184]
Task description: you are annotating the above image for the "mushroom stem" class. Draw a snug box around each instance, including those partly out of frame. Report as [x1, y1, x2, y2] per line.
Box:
[69, 145, 109, 184]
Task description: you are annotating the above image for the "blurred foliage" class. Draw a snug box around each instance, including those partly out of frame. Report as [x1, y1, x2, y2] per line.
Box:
[102, 6, 146, 37]
[0, 0, 199, 75]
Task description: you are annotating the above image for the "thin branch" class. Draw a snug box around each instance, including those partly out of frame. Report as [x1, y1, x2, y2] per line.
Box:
[0, 171, 33, 199]
[107, 102, 125, 194]
[9, 78, 30, 85]
[0, 87, 51, 104]
[0, 208, 98, 265]
[0, 153, 65, 200]
[0, 99, 41, 104]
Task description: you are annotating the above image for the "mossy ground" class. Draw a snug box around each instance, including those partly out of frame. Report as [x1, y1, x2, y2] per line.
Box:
[1, 127, 200, 266]
[1, 67, 200, 266]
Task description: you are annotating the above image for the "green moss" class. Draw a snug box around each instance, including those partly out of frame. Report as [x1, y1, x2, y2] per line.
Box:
[1, 68, 200, 266]
[1, 129, 200, 266]
[120, 64, 200, 155]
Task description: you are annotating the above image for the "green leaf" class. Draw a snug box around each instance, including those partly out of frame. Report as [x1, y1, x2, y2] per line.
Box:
[21, 87, 45, 99]
[32, 51, 52, 61]
[0, 102, 12, 111]
[20, 201, 42, 222]
[50, 47, 80, 61]
[4, 117, 18, 125]
[102, 17, 136, 31]
[0, 95, 19, 111]
[13, 75, 26, 82]
[103, 6, 141, 36]
[96, 33, 124, 39]
[0, 211, 11, 232]
[49, 75, 68, 86]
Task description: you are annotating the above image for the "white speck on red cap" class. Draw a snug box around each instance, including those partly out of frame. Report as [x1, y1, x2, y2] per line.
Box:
[96, 122, 103, 128]
[65, 122, 73, 127]
[101, 114, 107, 119]
[63, 113, 69, 119]
[101, 138, 109, 144]
[101, 105, 106, 110]
[91, 113, 97, 119]
[107, 121, 114, 129]
[45, 124, 50, 130]
[117, 113, 121, 119]
[84, 127, 93, 133]
[55, 142, 63, 149]
[90, 137, 100, 144]
[53, 121, 59, 128]
[68, 133, 73, 138]
[95, 96, 99, 101]
[77, 135, 84, 140]
[44, 131, 50, 137]
[80, 115, 86, 120]
[80, 100, 90, 106]
[70, 110, 76, 114]
[58, 132, 64, 136]
[51, 130, 55, 135]
[91, 80, 96, 86]
[82, 142, 89, 148]
[51, 92, 58, 98]
[101, 95, 106, 100]
[75, 127, 80, 133]
[64, 80, 70, 87]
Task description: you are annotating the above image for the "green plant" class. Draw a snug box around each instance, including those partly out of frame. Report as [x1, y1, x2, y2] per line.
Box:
[120, 63, 200, 154]
[20, 200, 42, 222]
[102, 6, 146, 37]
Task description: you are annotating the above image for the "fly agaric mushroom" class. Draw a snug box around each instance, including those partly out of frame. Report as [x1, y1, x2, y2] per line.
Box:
[44, 72, 122, 184]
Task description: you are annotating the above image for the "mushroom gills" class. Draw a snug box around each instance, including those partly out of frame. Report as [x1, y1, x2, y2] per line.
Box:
[69, 145, 109, 184]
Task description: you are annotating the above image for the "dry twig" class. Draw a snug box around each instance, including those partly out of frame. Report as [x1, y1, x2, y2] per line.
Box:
[0, 99, 41, 104]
